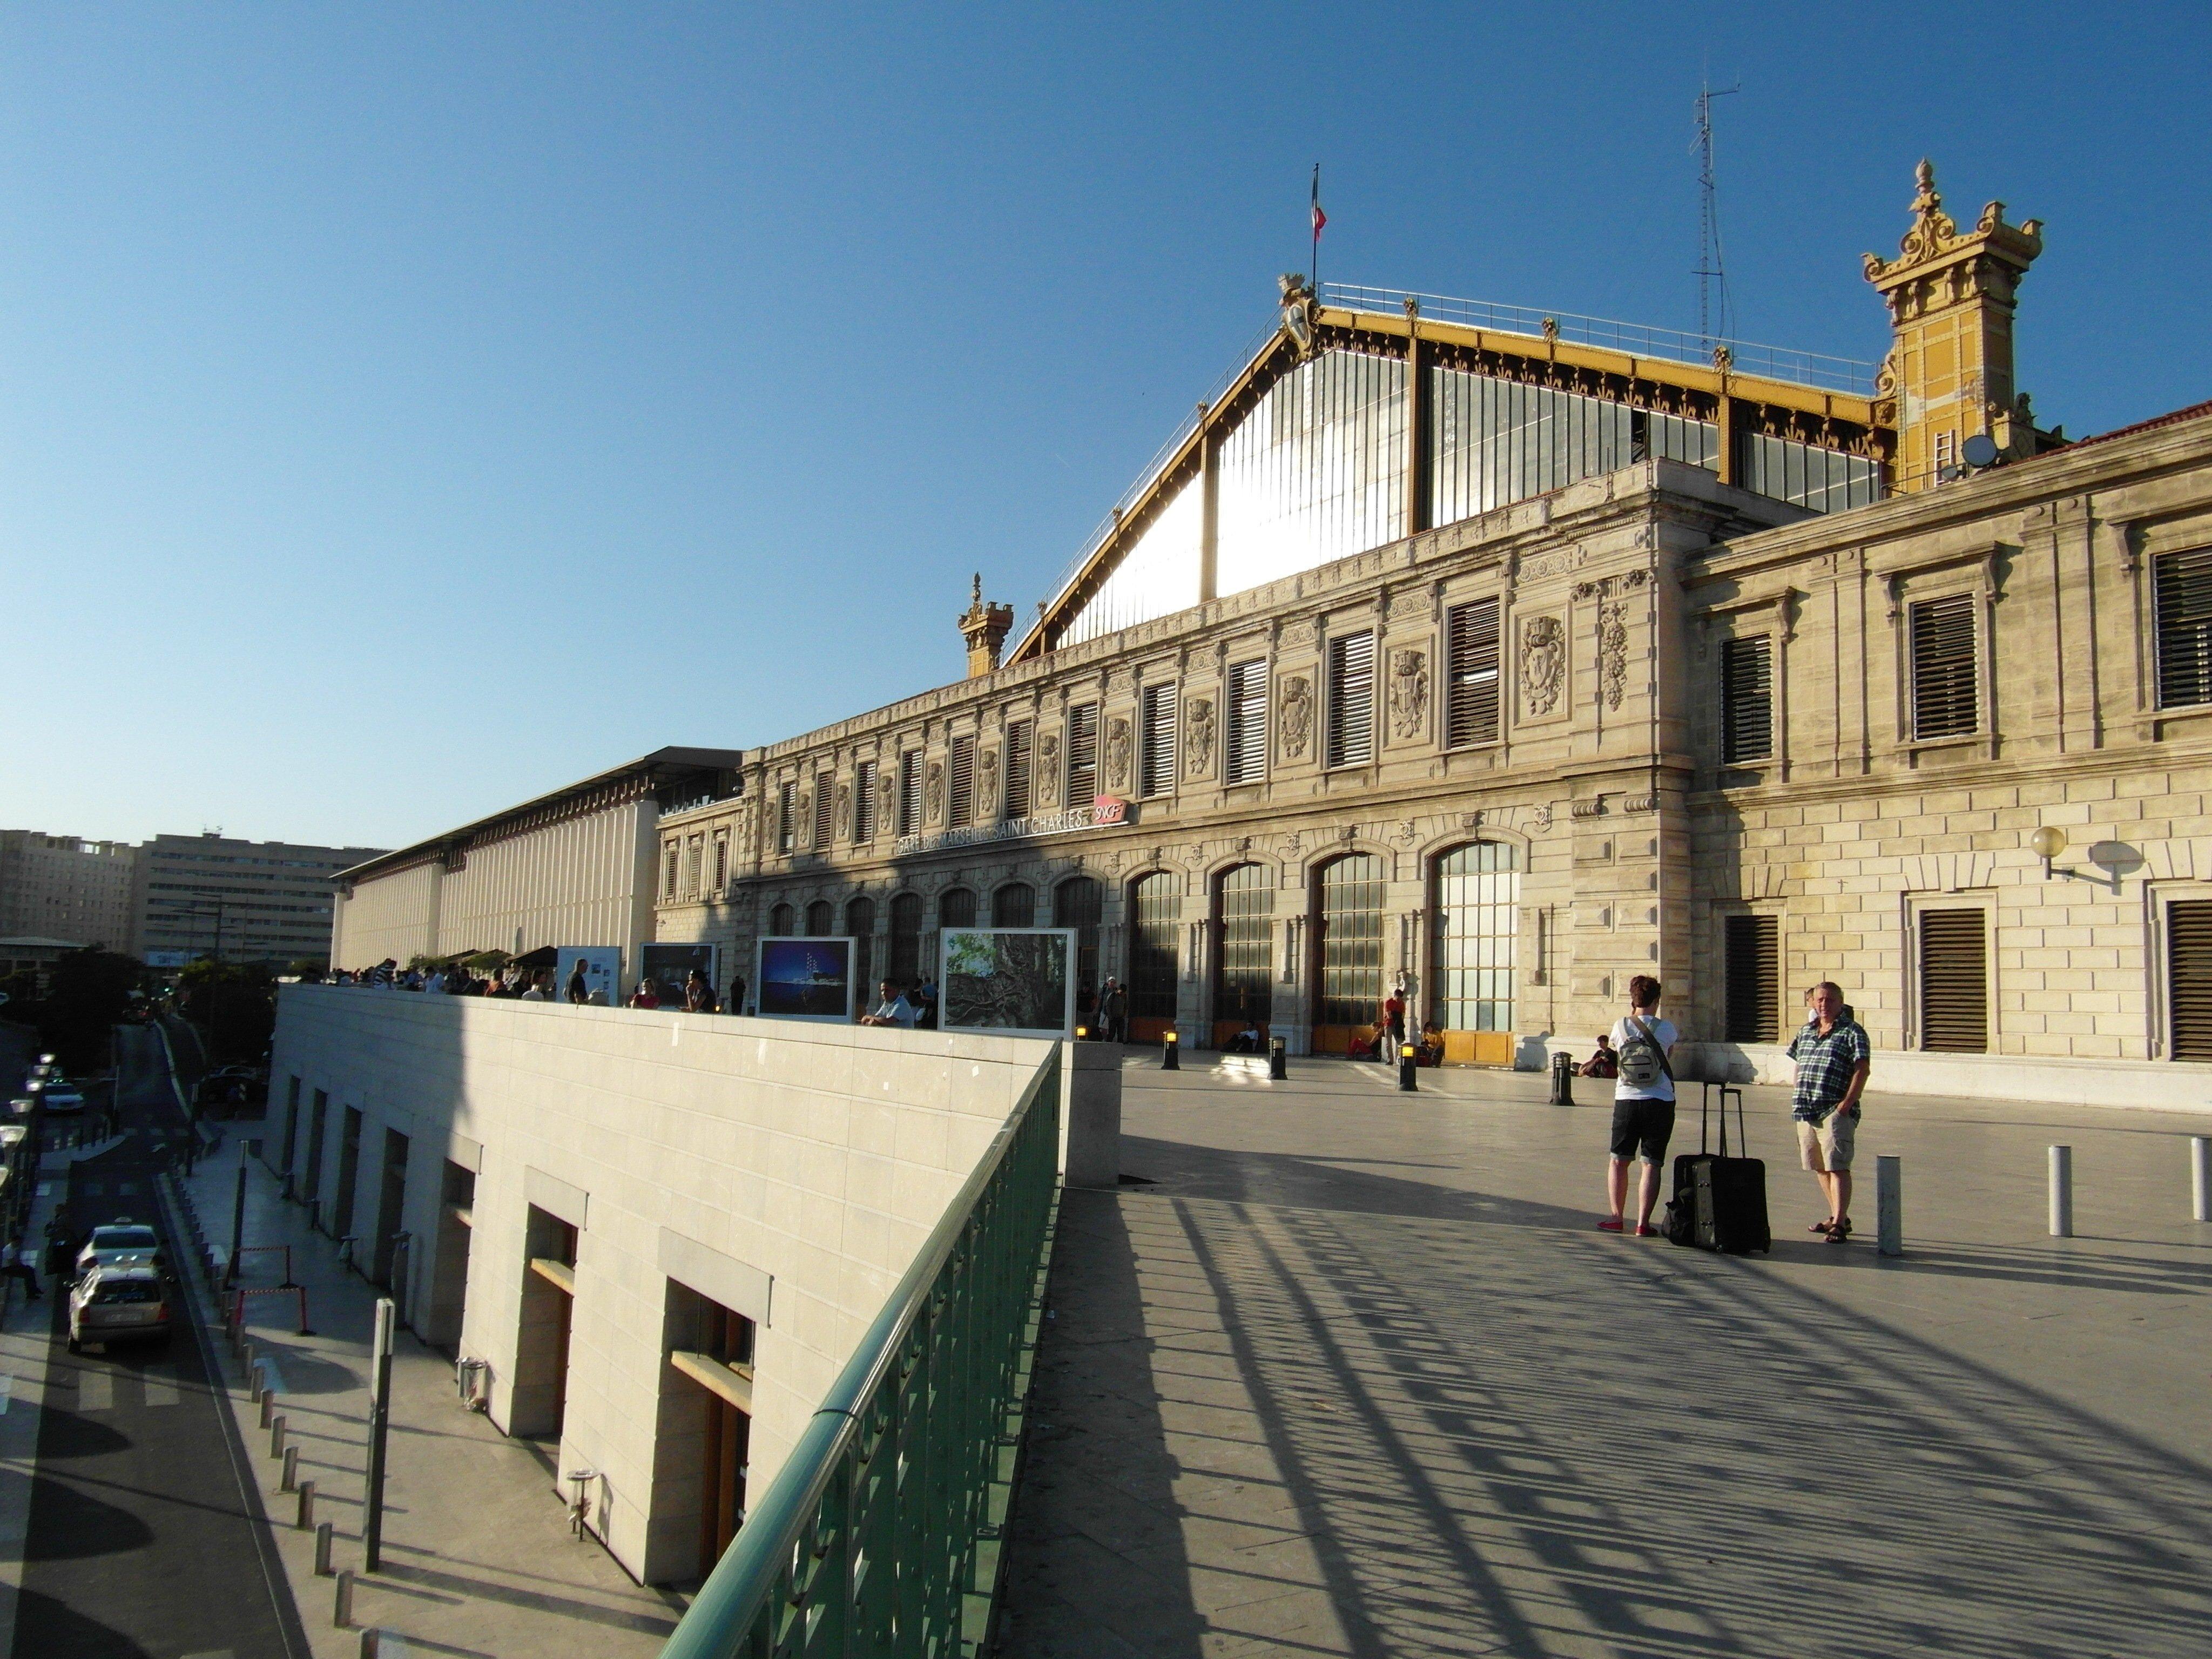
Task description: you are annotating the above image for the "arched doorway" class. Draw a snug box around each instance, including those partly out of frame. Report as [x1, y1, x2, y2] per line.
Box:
[992, 883, 1035, 928]
[1311, 853, 1385, 1054]
[805, 899, 834, 937]
[768, 902, 795, 936]
[1212, 863, 1273, 1050]
[846, 895, 876, 1003]
[1433, 841, 1520, 1065]
[888, 893, 922, 985]
[1127, 872, 1179, 1042]
[1055, 876, 1102, 1022]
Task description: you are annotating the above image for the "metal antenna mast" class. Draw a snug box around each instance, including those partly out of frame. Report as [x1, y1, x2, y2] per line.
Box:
[1694, 82, 1739, 353]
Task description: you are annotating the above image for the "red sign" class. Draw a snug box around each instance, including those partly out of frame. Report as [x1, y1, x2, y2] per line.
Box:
[1092, 795, 1129, 826]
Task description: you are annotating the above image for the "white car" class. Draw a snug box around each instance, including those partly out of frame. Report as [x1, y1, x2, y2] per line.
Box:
[74, 1220, 165, 1282]
[41, 1085, 85, 1115]
[69, 1262, 172, 1353]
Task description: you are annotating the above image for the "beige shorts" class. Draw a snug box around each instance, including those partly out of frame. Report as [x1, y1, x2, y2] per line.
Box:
[1796, 1107, 1858, 1172]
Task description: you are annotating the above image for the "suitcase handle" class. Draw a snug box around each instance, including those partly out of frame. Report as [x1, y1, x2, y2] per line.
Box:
[1703, 1080, 1749, 1157]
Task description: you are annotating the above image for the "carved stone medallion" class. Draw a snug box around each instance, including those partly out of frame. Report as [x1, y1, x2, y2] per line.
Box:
[1279, 675, 1313, 758]
[1104, 717, 1134, 792]
[1519, 616, 1564, 716]
[1186, 697, 1216, 778]
[1388, 648, 1428, 740]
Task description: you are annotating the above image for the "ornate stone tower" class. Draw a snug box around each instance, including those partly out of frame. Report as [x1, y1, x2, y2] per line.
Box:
[957, 572, 1015, 679]
[1865, 160, 2044, 491]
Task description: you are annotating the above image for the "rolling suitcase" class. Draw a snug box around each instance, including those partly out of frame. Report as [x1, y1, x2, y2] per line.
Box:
[1665, 1082, 1771, 1255]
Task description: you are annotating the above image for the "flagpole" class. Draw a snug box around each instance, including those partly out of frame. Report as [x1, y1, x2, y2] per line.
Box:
[1310, 163, 1321, 296]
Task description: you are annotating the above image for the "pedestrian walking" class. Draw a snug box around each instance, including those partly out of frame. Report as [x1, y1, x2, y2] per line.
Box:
[2, 1238, 42, 1302]
[566, 958, 590, 1004]
[727, 974, 747, 1017]
[1383, 986, 1408, 1054]
[43, 1217, 70, 1280]
[1599, 975, 1678, 1236]
[1100, 977, 1128, 1043]
[1786, 981, 1872, 1243]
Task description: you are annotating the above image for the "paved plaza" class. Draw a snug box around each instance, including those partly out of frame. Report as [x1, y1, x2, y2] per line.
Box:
[996, 1055, 2212, 1658]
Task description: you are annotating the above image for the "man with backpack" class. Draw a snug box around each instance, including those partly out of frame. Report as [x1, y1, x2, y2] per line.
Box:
[1599, 975, 1678, 1236]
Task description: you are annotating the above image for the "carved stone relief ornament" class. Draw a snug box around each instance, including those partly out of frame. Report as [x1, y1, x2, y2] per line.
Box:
[1279, 675, 1314, 758]
[1388, 649, 1428, 740]
[977, 746, 1000, 817]
[1519, 616, 1564, 716]
[795, 786, 813, 842]
[1598, 591, 1629, 710]
[1038, 731, 1062, 804]
[1104, 717, 1134, 792]
[925, 760, 945, 824]
[836, 781, 853, 840]
[1186, 697, 1216, 778]
[877, 773, 896, 828]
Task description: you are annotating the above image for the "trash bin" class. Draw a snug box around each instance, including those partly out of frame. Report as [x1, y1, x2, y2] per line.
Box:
[1549, 1051, 1575, 1106]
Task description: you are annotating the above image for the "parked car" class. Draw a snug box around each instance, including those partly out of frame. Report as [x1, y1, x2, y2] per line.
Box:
[41, 1082, 86, 1115]
[68, 1262, 171, 1353]
[73, 1219, 165, 1282]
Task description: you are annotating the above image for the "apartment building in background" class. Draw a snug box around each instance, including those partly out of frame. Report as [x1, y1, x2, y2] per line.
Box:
[0, 831, 138, 951]
[136, 832, 387, 967]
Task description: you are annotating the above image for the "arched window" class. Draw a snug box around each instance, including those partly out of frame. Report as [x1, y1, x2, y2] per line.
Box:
[1128, 872, 1179, 1027]
[1055, 876, 1102, 1009]
[1434, 841, 1519, 1040]
[1213, 863, 1273, 1032]
[805, 900, 834, 937]
[939, 887, 977, 929]
[888, 893, 922, 984]
[769, 902, 796, 936]
[1314, 853, 1385, 1036]
[992, 883, 1035, 928]
[847, 895, 876, 998]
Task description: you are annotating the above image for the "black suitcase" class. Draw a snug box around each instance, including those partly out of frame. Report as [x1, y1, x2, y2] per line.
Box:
[1665, 1083, 1771, 1254]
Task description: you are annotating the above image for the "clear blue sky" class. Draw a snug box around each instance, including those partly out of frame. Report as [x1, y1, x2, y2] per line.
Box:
[6, 3, 2207, 852]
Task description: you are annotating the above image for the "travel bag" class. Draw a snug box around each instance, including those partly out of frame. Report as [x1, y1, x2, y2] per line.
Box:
[1664, 1082, 1771, 1254]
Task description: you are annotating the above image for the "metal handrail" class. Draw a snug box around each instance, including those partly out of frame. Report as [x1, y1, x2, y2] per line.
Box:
[658, 1042, 1063, 1658]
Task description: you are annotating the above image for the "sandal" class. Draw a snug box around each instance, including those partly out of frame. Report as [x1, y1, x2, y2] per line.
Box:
[1824, 1217, 1853, 1244]
[1596, 1218, 1624, 1233]
[1809, 1218, 1835, 1234]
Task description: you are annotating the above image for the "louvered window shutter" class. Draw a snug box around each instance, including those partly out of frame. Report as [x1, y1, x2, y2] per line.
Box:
[777, 780, 795, 853]
[1328, 631, 1375, 767]
[2168, 901, 2212, 1059]
[948, 736, 975, 827]
[898, 751, 921, 838]
[1066, 703, 1098, 806]
[1141, 684, 1177, 797]
[2155, 549, 2212, 709]
[1004, 721, 1032, 818]
[711, 832, 728, 891]
[1445, 599, 1501, 747]
[853, 760, 876, 841]
[814, 771, 833, 848]
[1723, 914, 1779, 1041]
[1910, 596, 1978, 739]
[1226, 660, 1267, 784]
[1722, 636, 1774, 763]
[1919, 908, 1988, 1051]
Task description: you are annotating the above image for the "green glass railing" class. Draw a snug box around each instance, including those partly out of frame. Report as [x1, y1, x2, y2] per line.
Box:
[659, 1046, 1063, 1659]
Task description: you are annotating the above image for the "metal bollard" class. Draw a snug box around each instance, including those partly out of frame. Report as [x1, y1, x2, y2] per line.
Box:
[281, 1444, 299, 1493]
[1397, 1041, 1418, 1092]
[259, 1386, 274, 1427]
[271, 1414, 287, 1460]
[334, 1567, 354, 1627]
[2049, 1144, 2074, 1238]
[359, 1629, 381, 1659]
[2193, 1136, 2210, 1223]
[314, 1519, 334, 1575]
[1268, 1035, 1287, 1081]
[1161, 1031, 1179, 1070]
[296, 1479, 316, 1530]
[1876, 1155, 1903, 1257]
[1549, 1051, 1575, 1107]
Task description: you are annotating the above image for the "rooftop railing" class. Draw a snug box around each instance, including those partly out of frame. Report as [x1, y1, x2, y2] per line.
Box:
[657, 1044, 1063, 1659]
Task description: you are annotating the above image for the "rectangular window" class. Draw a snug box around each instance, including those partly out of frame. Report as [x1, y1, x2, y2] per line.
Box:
[1445, 599, 1501, 748]
[684, 835, 703, 896]
[1722, 635, 1774, 764]
[1327, 630, 1375, 767]
[853, 760, 878, 841]
[2168, 900, 2212, 1060]
[1065, 703, 1098, 806]
[662, 841, 680, 901]
[1004, 721, 1032, 819]
[2155, 548, 2212, 710]
[1226, 660, 1267, 784]
[1723, 914, 1779, 1042]
[898, 750, 921, 838]
[948, 736, 975, 827]
[711, 831, 728, 892]
[1919, 907, 1988, 1052]
[1910, 595, 1978, 739]
[777, 780, 795, 854]
[1140, 684, 1177, 797]
[813, 771, 833, 848]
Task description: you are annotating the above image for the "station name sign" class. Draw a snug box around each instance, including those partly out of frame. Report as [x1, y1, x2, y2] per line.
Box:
[896, 796, 1127, 858]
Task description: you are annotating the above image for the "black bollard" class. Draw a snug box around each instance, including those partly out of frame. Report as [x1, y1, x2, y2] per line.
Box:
[1549, 1051, 1575, 1106]
[1161, 1031, 1180, 1070]
[1398, 1042, 1418, 1092]
[1268, 1036, 1287, 1081]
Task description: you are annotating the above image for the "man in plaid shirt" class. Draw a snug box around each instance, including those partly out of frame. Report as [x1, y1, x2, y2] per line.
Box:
[1786, 981, 1871, 1243]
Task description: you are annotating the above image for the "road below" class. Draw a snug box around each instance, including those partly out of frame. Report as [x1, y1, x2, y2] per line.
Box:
[6, 1023, 307, 1659]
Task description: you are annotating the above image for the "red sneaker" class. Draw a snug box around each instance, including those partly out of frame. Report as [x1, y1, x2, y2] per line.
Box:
[1596, 1217, 1624, 1233]
[1635, 1224, 1658, 1238]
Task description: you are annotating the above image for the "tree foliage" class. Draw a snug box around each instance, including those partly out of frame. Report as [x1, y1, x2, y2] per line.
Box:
[8, 949, 145, 1072]
[177, 959, 276, 1064]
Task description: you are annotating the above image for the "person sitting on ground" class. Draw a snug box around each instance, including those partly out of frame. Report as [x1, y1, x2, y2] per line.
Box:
[1228, 1022, 1262, 1054]
[858, 978, 919, 1028]
[684, 968, 718, 1013]
[1599, 975, 1677, 1237]
[1416, 1022, 1445, 1067]
[1579, 1033, 1618, 1078]
[626, 977, 660, 1010]
[1348, 1022, 1386, 1062]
